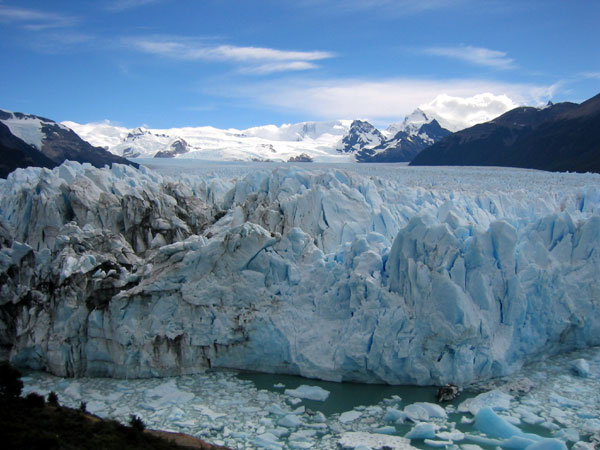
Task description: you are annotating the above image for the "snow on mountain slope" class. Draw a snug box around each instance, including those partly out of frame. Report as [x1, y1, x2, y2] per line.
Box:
[63, 120, 354, 163]
[0, 110, 136, 176]
[0, 110, 47, 149]
[2, 162, 599, 384]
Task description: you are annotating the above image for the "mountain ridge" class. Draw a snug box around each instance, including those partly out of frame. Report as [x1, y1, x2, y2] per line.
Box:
[410, 92, 600, 173]
[0, 109, 137, 178]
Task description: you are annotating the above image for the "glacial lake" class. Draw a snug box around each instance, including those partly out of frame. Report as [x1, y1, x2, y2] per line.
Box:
[21, 347, 599, 450]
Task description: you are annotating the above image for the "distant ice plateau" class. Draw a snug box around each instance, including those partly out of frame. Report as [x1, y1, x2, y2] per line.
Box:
[1, 160, 599, 386]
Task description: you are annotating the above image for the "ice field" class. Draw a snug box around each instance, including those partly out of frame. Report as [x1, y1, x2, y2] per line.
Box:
[21, 346, 600, 449]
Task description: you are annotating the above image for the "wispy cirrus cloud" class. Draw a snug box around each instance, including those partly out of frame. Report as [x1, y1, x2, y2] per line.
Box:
[300, 0, 468, 15]
[106, 0, 163, 12]
[0, 5, 77, 30]
[423, 45, 515, 70]
[126, 36, 334, 74]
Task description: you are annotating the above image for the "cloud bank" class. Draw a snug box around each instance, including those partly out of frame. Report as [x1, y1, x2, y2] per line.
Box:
[229, 77, 556, 128]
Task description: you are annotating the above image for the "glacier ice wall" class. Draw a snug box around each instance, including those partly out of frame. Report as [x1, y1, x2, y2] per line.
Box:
[1, 161, 599, 385]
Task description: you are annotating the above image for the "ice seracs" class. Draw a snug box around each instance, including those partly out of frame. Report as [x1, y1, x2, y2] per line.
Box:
[1, 161, 600, 386]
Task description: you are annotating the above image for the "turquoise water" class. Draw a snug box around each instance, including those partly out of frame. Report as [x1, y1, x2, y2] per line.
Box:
[236, 371, 442, 416]
[235, 371, 557, 450]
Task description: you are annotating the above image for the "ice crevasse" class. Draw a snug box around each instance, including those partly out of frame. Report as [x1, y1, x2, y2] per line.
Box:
[0, 161, 599, 385]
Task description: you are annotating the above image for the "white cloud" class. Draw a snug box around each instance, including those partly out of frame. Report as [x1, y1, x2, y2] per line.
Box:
[0, 5, 76, 30]
[226, 77, 557, 128]
[424, 45, 515, 70]
[126, 36, 334, 74]
[418, 93, 518, 131]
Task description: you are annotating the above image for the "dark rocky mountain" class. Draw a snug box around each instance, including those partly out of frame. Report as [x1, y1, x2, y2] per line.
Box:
[356, 119, 451, 162]
[154, 138, 190, 158]
[0, 109, 137, 178]
[0, 121, 56, 178]
[410, 93, 600, 173]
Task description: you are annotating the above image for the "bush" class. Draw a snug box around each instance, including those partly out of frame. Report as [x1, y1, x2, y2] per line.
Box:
[79, 401, 87, 413]
[24, 392, 46, 408]
[129, 414, 146, 432]
[47, 391, 59, 407]
[0, 362, 24, 400]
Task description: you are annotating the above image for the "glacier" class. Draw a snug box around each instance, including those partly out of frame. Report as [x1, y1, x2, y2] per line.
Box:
[1, 160, 600, 385]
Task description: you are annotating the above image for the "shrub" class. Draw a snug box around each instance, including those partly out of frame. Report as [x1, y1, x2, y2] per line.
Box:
[47, 391, 59, 407]
[129, 414, 146, 432]
[0, 362, 23, 400]
[24, 392, 46, 408]
[79, 401, 87, 413]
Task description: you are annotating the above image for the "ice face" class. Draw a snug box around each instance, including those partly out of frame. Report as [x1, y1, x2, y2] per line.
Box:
[1, 161, 600, 385]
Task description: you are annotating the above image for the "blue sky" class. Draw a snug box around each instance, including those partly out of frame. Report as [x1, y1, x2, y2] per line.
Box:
[1, 0, 599, 129]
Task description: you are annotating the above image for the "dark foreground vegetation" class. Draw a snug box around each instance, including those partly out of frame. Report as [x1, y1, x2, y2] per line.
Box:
[0, 362, 231, 450]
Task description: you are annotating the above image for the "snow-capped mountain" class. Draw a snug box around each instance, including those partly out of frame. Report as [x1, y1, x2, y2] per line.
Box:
[335, 110, 452, 162]
[0, 109, 136, 177]
[63, 119, 355, 163]
[64, 112, 450, 164]
[336, 120, 386, 153]
[386, 108, 431, 136]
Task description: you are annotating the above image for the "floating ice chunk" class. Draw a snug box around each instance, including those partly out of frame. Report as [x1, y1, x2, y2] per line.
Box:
[436, 430, 465, 442]
[267, 404, 289, 416]
[458, 390, 512, 415]
[373, 426, 396, 435]
[339, 410, 363, 423]
[289, 442, 313, 449]
[475, 407, 541, 443]
[524, 439, 567, 450]
[548, 393, 584, 408]
[582, 418, 600, 434]
[553, 428, 579, 443]
[571, 359, 591, 377]
[254, 432, 284, 449]
[339, 432, 417, 450]
[145, 380, 195, 408]
[460, 445, 484, 450]
[412, 402, 448, 419]
[404, 404, 430, 422]
[464, 434, 503, 447]
[191, 404, 226, 421]
[405, 423, 437, 439]
[383, 408, 407, 423]
[274, 383, 286, 388]
[572, 442, 596, 450]
[279, 414, 303, 428]
[423, 439, 452, 448]
[284, 385, 330, 401]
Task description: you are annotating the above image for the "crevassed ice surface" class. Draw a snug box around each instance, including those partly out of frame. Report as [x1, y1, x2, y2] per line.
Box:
[0, 161, 599, 385]
[21, 346, 600, 449]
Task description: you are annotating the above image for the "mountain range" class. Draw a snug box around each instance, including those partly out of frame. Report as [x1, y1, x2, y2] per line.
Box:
[64, 110, 451, 164]
[0, 110, 136, 178]
[411, 93, 600, 173]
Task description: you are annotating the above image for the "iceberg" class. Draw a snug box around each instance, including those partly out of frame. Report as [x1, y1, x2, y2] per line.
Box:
[284, 385, 330, 402]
